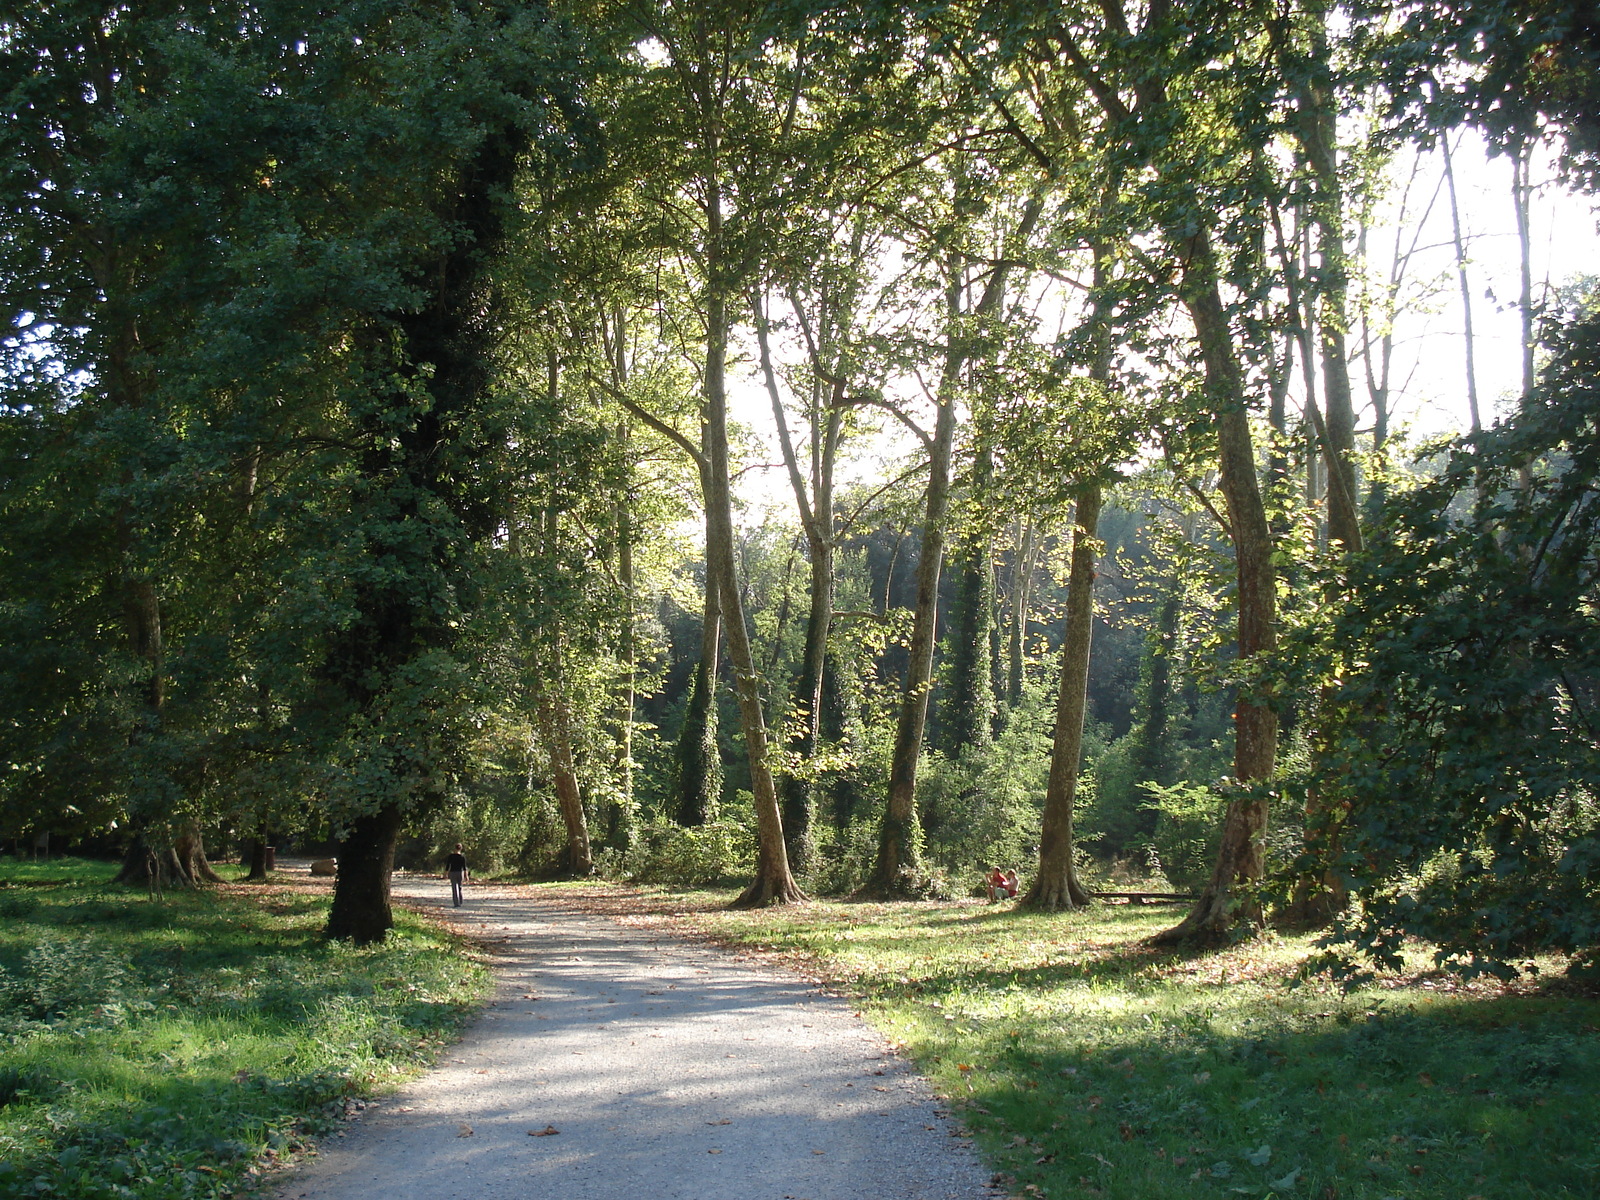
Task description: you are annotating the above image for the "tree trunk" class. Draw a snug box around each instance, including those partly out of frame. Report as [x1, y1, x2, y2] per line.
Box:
[1021, 483, 1102, 910]
[698, 177, 801, 907]
[245, 823, 269, 882]
[940, 527, 998, 759]
[613, 421, 639, 855]
[1005, 516, 1038, 707]
[1277, 16, 1363, 922]
[320, 113, 524, 943]
[755, 296, 842, 881]
[175, 822, 224, 884]
[327, 803, 404, 945]
[865, 198, 1043, 897]
[534, 677, 594, 876]
[1157, 234, 1279, 945]
[115, 832, 190, 890]
[1129, 587, 1183, 799]
[863, 274, 960, 897]
[1293, 6, 1362, 555]
[675, 583, 722, 826]
[1442, 133, 1483, 435]
[780, 567, 831, 875]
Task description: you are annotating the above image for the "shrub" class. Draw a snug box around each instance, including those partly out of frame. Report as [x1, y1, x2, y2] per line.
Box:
[1139, 780, 1224, 893]
[0, 933, 134, 1023]
[627, 815, 755, 885]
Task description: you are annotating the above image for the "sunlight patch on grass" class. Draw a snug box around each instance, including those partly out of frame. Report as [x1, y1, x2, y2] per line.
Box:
[626, 886, 1600, 1200]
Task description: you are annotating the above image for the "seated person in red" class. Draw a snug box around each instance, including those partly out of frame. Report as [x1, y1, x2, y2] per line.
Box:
[986, 867, 1010, 902]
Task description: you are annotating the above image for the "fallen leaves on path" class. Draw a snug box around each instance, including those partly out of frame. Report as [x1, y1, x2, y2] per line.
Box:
[528, 1125, 560, 1137]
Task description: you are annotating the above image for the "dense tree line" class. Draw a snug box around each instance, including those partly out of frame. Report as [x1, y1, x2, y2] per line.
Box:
[2, 0, 1595, 972]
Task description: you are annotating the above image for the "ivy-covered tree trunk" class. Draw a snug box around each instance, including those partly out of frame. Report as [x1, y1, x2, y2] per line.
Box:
[940, 530, 998, 760]
[1005, 516, 1038, 708]
[1022, 482, 1102, 910]
[1128, 588, 1183, 803]
[675, 582, 722, 826]
[820, 647, 869, 831]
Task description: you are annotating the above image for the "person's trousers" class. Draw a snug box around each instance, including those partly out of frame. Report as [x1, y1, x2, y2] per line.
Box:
[448, 871, 465, 906]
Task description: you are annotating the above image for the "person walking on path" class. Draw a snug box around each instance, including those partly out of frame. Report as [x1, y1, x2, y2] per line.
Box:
[442, 844, 469, 907]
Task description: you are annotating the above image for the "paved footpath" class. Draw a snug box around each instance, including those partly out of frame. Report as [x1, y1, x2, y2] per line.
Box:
[279, 875, 993, 1200]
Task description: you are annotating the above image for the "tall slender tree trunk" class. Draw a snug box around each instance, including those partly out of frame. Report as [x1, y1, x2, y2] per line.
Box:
[1025, 229, 1115, 911]
[533, 654, 594, 876]
[695, 173, 801, 906]
[780, 561, 832, 875]
[1511, 133, 1537, 499]
[1292, 3, 1362, 555]
[1279, 14, 1363, 923]
[676, 443, 723, 828]
[1005, 516, 1038, 708]
[1022, 482, 1102, 910]
[1158, 235, 1279, 945]
[1442, 134, 1483, 435]
[864, 267, 962, 898]
[613, 421, 639, 854]
[866, 198, 1043, 898]
[756, 287, 847, 878]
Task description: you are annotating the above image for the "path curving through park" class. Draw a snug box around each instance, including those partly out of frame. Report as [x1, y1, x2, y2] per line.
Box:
[278, 875, 994, 1200]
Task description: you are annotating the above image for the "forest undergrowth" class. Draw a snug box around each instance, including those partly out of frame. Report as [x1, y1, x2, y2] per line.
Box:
[543, 881, 1600, 1200]
[0, 859, 490, 1200]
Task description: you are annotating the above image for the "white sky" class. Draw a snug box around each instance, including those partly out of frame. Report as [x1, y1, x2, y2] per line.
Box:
[1376, 131, 1600, 438]
[723, 130, 1600, 520]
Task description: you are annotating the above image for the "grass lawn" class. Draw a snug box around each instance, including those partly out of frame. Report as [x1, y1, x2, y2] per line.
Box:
[0, 857, 491, 1200]
[548, 883, 1600, 1200]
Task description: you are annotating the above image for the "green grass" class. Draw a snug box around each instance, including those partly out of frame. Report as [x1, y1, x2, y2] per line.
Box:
[0, 857, 492, 1200]
[596, 885, 1600, 1200]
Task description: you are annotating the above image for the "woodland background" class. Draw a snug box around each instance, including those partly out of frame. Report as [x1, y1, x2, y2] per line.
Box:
[1, 0, 1596, 971]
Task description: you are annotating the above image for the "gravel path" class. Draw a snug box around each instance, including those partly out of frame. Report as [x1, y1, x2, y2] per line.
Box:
[279, 875, 994, 1200]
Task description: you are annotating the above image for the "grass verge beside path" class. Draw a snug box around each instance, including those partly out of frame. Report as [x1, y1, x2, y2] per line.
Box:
[0, 858, 491, 1200]
[536, 881, 1600, 1200]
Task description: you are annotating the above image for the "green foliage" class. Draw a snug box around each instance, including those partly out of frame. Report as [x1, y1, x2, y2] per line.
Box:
[0, 934, 135, 1024]
[626, 815, 756, 886]
[1139, 780, 1226, 894]
[920, 679, 1057, 881]
[0, 859, 487, 1200]
[1288, 309, 1600, 976]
